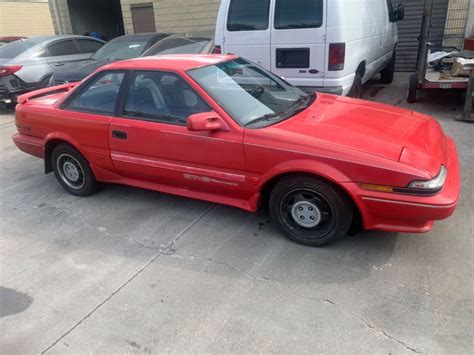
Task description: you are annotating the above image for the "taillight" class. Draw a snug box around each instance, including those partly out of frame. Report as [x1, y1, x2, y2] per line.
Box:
[0, 65, 22, 77]
[328, 43, 345, 71]
[212, 45, 222, 54]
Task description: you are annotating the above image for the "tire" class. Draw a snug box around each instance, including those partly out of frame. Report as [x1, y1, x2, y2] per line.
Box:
[269, 175, 353, 247]
[51, 143, 99, 197]
[348, 73, 363, 98]
[407, 73, 418, 103]
[380, 53, 395, 84]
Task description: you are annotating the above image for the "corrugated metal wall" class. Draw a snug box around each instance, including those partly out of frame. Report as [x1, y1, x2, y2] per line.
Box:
[393, 0, 449, 72]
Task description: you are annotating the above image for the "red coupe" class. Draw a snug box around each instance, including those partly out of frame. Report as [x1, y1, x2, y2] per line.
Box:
[12, 55, 460, 246]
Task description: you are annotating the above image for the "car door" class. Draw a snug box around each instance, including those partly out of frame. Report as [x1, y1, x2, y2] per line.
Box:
[270, 0, 326, 87]
[221, 0, 272, 68]
[108, 70, 248, 199]
[46, 39, 90, 72]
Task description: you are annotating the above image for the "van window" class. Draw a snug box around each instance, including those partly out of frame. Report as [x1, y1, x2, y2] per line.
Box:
[274, 0, 323, 30]
[227, 0, 270, 31]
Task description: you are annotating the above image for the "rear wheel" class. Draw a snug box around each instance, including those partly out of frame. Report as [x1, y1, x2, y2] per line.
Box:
[380, 52, 396, 84]
[269, 176, 353, 247]
[51, 143, 99, 197]
[348, 73, 363, 98]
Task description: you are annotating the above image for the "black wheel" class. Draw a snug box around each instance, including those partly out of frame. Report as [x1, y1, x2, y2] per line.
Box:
[380, 52, 395, 84]
[407, 73, 418, 103]
[269, 176, 353, 247]
[348, 73, 363, 98]
[51, 143, 99, 197]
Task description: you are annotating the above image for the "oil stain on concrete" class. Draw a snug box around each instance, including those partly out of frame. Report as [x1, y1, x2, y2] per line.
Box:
[0, 287, 33, 318]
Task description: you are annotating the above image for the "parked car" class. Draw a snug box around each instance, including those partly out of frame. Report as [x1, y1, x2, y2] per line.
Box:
[142, 33, 216, 56]
[12, 54, 459, 247]
[215, 0, 405, 97]
[50, 33, 168, 86]
[0, 36, 27, 47]
[0, 35, 104, 107]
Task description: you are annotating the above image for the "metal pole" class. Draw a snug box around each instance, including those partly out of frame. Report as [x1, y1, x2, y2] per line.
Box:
[51, 0, 63, 35]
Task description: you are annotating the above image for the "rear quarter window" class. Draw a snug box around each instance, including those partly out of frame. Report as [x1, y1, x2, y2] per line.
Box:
[274, 0, 323, 29]
[227, 0, 270, 31]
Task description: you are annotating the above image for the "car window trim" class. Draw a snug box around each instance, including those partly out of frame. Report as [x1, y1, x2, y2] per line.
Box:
[117, 69, 212, 127]
[61, 70, 128, 116]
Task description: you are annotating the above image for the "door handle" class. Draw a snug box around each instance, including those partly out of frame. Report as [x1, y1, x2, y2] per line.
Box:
[54, 62, 65, 66]
[112, 130, 128, 140]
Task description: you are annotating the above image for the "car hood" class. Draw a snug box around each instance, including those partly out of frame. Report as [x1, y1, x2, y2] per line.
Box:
[269, 94, 447, 177]
[53, 59, 112, 82]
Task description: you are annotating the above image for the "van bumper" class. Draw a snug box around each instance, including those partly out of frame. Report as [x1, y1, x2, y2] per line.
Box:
[298, 86, 343, 95]
[294, 73, 356, 96]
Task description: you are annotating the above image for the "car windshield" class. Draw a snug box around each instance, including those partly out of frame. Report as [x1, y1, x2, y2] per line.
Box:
[187, 58, 314, 127]
[92, 37, 149, 60]
[143, 36, 211, 56]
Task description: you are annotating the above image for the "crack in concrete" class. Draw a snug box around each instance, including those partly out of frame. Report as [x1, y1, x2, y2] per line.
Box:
[41, 204, 216, 354]
[296, 293, 422, 354]
[172, 252, 270, 282]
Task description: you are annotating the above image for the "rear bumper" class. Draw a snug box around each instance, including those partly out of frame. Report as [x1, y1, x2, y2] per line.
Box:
[343, 137, 461, 233]
[0, 75, 41, 102]
[12, 133, 44, 159]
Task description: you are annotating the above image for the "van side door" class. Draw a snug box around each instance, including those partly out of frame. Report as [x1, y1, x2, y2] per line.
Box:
[220, 0, 272, 68]
[270, 0, 327, 89]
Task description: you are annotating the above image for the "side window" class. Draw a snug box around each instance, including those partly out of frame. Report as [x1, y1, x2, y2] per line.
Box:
[48, 40, 80, 57]
[66, 71, 125, 115]
[227, 0, 270, 31]
[274, 0, 323, 30]
[123, 71, 211, 125]
[76, 39, 103, 54]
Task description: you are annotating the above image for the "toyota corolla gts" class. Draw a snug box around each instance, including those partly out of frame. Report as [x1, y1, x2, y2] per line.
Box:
[12, 54, 460, 246]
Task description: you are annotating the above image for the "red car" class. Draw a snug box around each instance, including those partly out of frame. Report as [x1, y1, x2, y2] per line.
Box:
[12, 55, 460, 246]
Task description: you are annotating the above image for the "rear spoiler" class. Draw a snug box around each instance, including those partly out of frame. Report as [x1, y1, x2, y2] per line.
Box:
[17, 82, 77, 104]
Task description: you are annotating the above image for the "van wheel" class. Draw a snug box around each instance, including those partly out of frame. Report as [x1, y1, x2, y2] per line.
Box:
[380, 53, 395, 84]
[51, 143, 99, 197]
[269, 175, 353, 247]
[407, 73, 418, 103]
[348, 74, 363, 98]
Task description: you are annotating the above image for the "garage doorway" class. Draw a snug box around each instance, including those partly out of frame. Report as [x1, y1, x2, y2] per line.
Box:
[67, 0, 124, 40]
[131, 4, 156, 33]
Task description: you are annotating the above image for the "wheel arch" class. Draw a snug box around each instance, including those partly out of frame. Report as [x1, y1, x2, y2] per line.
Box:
[43, 133, 83, 174]
[356, 61, 366, 80]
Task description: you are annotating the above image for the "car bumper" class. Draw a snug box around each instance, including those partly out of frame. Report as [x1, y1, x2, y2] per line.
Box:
[0, 75, 41, 102]
[12, 133, 44, 159]
[343, 137, 461, 233]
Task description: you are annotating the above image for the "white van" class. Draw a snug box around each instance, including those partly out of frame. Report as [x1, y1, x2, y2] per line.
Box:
[215, 0, 405, 97]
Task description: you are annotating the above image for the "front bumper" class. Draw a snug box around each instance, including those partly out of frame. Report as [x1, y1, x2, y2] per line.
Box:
[343, 137, 461, 233]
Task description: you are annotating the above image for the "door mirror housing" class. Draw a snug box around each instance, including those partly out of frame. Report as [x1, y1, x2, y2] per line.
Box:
[395, 4, 405, 22]
[187, 111, 230, 132]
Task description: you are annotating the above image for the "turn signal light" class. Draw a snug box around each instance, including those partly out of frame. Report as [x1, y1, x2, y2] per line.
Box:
[359, 183, 394, 193]
[0, 65, 22, 77]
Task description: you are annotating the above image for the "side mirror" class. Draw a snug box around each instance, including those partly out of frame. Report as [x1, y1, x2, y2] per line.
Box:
[187, 111, 230, 132]
[395, 4, 405, 21]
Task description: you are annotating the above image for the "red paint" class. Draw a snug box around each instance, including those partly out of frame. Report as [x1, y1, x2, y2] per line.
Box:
[12, 55, 460, 234]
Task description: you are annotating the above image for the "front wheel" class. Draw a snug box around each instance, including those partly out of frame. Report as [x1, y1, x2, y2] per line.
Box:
[51, 143, 99, 197]
[269, 176, 353, 247]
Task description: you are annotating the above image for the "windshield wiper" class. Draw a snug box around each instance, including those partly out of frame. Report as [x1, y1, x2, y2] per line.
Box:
[244, 112, 285, 127]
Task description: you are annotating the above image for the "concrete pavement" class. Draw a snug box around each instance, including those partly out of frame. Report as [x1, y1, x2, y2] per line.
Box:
[1, 73, 473, 354]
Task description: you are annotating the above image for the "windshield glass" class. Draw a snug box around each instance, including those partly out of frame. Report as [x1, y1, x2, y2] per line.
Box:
[92, 37, 149, 60]
[187, 58, 313, 127]
[143, 37, 211, 56]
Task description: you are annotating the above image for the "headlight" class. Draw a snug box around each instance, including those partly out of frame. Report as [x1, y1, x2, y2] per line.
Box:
[408, 165, 447, 192]
[359, 165, 447, 196]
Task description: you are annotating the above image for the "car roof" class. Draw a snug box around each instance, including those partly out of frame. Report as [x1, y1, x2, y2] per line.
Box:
[104, 54, 237, 71]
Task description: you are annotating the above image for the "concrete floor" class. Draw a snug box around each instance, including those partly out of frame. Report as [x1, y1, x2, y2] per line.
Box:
[0, 73, 473, 354]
